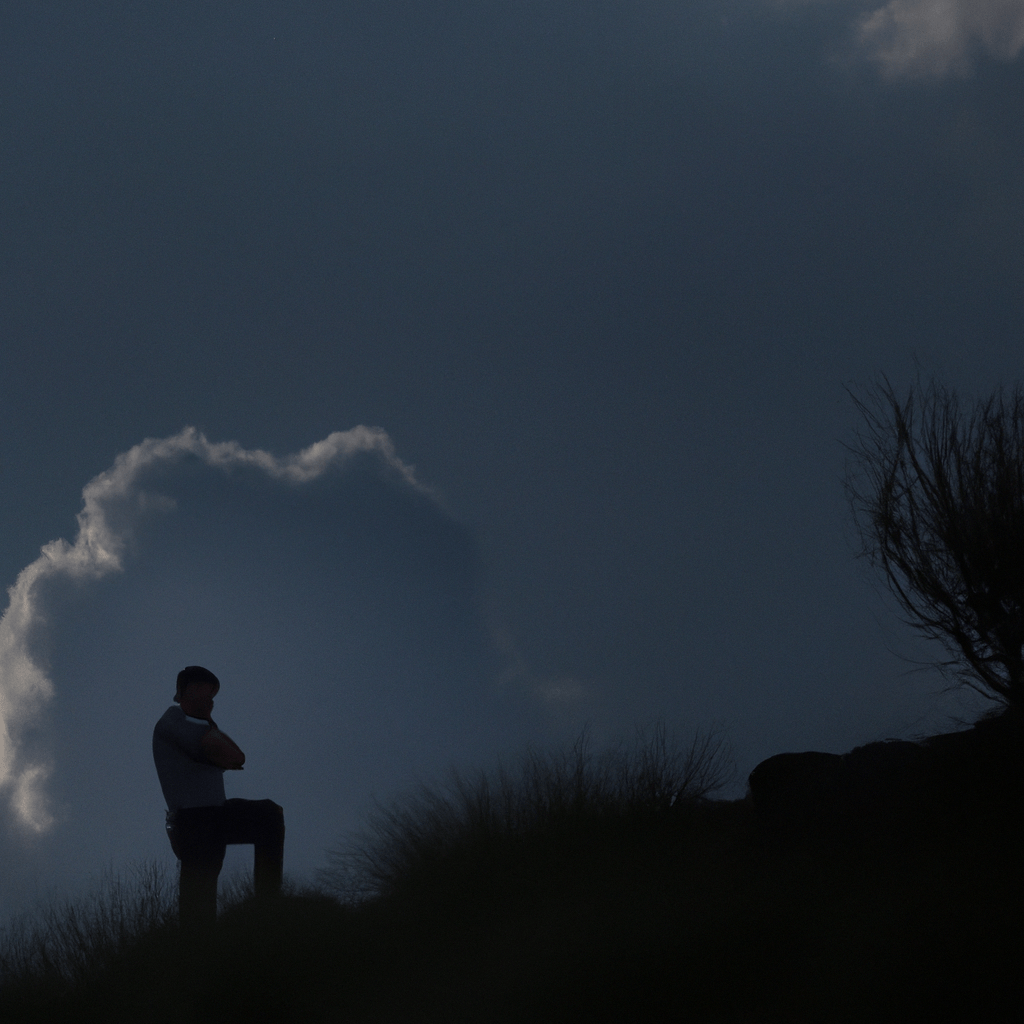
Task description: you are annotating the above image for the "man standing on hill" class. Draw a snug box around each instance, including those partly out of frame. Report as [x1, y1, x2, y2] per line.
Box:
[153, 665, 285, 928]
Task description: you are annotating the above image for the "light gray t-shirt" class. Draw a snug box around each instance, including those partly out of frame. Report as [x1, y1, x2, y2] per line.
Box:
[152, 705, 227, 810]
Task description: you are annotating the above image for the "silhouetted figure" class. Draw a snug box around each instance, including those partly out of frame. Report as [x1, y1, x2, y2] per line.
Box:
[153, 666, 285, 929]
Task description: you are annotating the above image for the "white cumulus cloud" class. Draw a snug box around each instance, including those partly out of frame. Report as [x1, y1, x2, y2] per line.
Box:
[857, 0, 1024, 76]
[0, 426, 417, 833]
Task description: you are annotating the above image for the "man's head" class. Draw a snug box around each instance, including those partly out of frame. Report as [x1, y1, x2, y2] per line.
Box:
[174, 666, 220, 718]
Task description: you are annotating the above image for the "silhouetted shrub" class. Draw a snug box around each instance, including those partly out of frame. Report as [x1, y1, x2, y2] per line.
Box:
[846, 378, 1024, 708]
[320, 723, 734, 903]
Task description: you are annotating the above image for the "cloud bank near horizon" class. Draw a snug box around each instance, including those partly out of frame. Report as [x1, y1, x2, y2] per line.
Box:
[0, 426, 420, 834]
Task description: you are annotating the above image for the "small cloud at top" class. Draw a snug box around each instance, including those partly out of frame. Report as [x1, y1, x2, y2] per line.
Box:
[771, 0, 1024, 78]
[857, 0, 1024, 77]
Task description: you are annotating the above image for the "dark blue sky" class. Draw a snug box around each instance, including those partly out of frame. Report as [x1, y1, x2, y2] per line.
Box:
[2, 1, 1023, 919]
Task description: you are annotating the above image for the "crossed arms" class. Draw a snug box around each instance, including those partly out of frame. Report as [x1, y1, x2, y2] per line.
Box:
[201, 725, 246, 770]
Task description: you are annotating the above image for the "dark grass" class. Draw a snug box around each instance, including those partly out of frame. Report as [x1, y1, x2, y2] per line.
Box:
[2, 726, 1022, 1023]
[0, 862, 177, 999]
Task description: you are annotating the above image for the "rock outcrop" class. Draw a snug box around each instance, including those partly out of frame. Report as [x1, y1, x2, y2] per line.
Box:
[748, 710, 1022, 849]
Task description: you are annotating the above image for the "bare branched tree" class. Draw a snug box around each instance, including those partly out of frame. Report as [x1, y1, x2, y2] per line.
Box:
[846, 378, 1024, 708]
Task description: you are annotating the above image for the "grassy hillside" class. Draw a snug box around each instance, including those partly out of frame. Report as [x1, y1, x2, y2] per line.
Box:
[2, 724, 1021, 1023]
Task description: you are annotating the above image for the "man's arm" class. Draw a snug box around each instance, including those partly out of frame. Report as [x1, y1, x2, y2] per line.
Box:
[201, 726, 246, 770]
